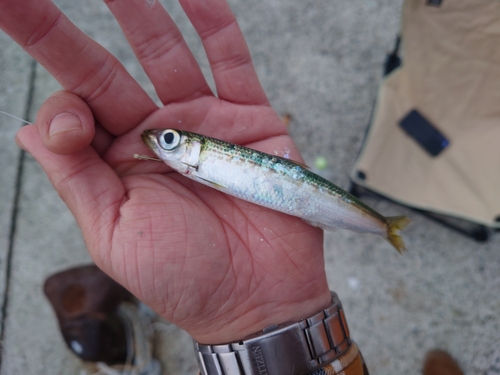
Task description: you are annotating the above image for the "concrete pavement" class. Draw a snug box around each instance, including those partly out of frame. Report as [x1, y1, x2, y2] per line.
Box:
[0, 0, 499, 374]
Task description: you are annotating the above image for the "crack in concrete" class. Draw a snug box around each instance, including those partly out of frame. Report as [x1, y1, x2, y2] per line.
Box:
[0, 58, 38, 367]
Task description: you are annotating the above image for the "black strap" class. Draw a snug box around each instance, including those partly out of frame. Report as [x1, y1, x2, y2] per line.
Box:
[427, 0, 442, 7]
[383, 35, 401, 76]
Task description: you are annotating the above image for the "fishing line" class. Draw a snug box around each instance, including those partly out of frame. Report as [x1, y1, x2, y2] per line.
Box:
[0, 110, 32, 125]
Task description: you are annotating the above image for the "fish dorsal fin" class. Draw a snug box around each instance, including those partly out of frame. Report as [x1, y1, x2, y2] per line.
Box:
[291, 160, 311, 170]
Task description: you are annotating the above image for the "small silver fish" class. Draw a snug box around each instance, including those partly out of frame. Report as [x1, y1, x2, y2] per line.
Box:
[140, 129, 410, 253]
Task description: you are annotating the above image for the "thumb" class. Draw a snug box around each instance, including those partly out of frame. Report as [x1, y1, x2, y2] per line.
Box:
[36, 90, 95, 155]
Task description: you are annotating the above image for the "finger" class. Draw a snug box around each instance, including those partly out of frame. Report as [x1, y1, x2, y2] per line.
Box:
[92, 123, 115, 157]
[180, 0, 269, 105]
[16, 124, 124, 257]
[103, 97, 300, 177]
[103, 0, 213, 104]
[36, 91, 114, 156]
[35, 91, 95, 155]
[0, 0, 157, 135]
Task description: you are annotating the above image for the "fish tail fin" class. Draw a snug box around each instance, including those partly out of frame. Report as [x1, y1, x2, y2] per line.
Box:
[385, 216, 411, 254]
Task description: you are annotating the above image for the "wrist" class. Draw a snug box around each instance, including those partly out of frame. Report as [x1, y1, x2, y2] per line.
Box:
[194, 291, 355, 375]
[190, 288, 332, 345]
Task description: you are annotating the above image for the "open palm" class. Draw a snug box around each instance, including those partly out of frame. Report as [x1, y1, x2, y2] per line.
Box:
[1, 0, 330, 343]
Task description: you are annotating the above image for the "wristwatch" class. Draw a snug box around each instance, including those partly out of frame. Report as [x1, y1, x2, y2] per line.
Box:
[195, 291, 351, 375]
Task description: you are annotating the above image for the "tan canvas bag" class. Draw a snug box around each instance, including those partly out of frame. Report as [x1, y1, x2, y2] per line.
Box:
[351, 0, 500, 230]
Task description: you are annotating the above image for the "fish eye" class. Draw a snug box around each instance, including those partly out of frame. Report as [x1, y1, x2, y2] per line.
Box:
[159, 129, 181, 151]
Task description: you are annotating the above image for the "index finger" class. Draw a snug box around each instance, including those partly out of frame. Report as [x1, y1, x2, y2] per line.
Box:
[0, 0, 157, 135]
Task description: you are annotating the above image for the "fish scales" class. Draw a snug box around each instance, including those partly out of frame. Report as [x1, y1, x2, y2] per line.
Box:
[198, 138, 378, 226]
[140, 129, 410, 253]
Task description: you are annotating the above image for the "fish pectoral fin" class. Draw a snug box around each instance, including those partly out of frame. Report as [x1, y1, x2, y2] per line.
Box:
[181, 161, 199, 170]
[197, 176, 228, 189]
[303, 219, 338, 232]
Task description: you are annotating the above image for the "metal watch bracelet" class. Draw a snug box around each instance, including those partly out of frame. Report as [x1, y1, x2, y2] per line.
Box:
[195, 291, 351, 375]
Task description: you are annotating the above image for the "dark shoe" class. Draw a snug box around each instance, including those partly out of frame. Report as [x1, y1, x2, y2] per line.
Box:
[423, 350, 464, 375]
[44, 264, 132, 364]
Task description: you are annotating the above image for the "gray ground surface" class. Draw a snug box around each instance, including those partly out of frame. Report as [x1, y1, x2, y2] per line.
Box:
[0, 0, 499, 374]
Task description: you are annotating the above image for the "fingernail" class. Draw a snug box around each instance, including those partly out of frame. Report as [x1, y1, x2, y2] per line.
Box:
[49, 112, 82, 137]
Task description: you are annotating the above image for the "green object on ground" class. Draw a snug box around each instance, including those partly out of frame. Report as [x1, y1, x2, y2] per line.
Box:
[314, 156, 328, 170]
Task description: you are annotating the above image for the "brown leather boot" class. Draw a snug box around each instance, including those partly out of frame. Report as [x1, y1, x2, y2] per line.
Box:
[422, 350, 464, 375]
[44, 265, 133, 364]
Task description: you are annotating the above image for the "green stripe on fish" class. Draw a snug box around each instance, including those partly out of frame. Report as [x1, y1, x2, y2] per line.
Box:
[140, 129, 410, 253]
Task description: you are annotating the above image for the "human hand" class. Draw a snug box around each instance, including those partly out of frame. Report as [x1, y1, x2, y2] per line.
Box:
[0, 0, 330, 344]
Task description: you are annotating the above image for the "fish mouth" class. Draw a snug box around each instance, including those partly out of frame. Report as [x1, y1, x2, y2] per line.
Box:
[141, 130, 161, 151]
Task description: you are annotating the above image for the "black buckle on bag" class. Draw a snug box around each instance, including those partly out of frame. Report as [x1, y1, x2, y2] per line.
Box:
[427, 0, 442, 7]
